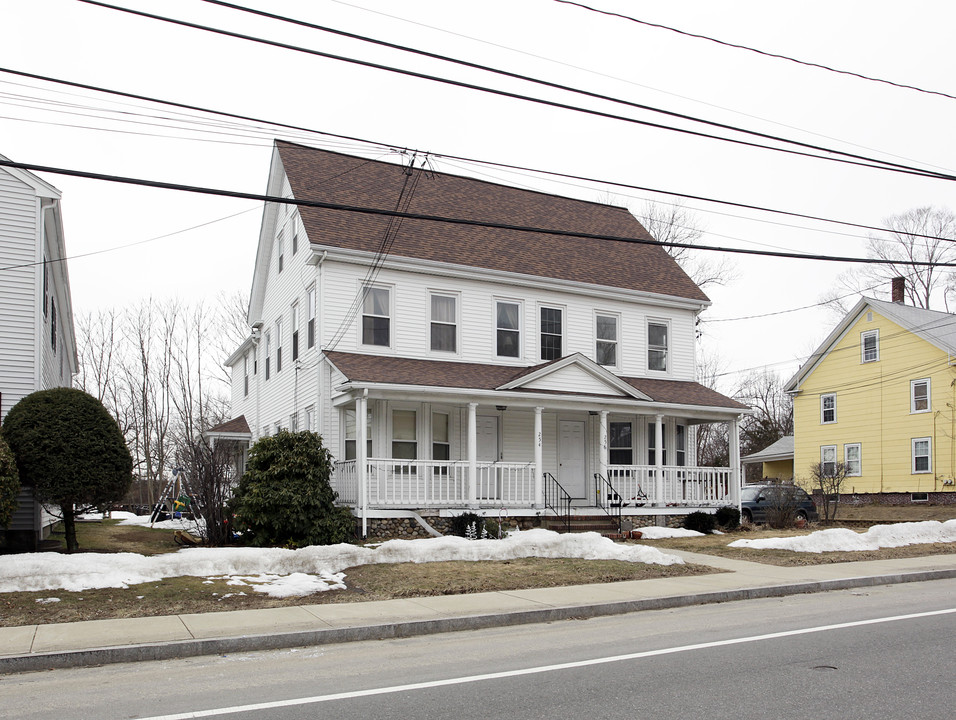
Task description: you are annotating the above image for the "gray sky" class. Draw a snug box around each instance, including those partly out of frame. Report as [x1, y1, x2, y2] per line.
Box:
[3, 0, 955, 390]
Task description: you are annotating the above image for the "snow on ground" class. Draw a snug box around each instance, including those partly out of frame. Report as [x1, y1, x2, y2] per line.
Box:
[729, 520, 956, 553]
[638, 526, 704, 539]
[118, 514, 204, 534]
[0, 528, 682, 597]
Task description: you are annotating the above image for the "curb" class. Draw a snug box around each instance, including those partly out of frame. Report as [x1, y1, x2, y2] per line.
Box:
[3, 567, 956, 675]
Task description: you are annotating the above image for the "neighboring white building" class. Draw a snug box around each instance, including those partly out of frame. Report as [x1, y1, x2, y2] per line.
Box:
[0, 154, 77, 548]
[212, 141, 746, 537]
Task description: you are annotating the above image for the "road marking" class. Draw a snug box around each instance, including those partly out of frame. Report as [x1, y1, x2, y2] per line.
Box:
[136, 607, 956, 719]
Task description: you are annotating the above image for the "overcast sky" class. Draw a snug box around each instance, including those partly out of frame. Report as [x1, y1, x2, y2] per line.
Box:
[3, 0, 955, 390]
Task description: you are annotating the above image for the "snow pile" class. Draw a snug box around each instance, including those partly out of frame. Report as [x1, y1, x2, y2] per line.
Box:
[76, 511, 139, 521]
[729, 520, 956, 553]
[638, 527, 704, 539]
[118, 513, 204, 534]
[0, 529, 682, 597]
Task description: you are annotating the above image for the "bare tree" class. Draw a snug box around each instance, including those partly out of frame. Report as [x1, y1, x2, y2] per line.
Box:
[638, 200, 736, 290]
[734, 370, 793, 482]
[822, 206, 956, 315]
[695, 347, 730, 466]
[807, 461, 849, 522]
[176, 436, 236, 546]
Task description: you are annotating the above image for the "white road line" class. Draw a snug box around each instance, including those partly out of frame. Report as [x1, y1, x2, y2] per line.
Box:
[136, 607, 956, 720]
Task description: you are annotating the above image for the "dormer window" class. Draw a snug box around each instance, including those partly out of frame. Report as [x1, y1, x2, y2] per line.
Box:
[861, 329, 879, 363]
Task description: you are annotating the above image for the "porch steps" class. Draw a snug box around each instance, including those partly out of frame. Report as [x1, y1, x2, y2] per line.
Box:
[543, 516, 622, 536]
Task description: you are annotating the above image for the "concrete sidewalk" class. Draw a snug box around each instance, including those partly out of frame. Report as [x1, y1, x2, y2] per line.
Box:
[2, 551, 956, 674]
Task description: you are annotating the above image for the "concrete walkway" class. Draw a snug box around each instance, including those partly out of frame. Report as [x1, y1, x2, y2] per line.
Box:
[2, 551, 956, 674]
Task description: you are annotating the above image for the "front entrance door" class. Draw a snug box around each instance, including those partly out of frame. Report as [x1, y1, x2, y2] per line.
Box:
[558, 420, 586, 499]
[477, 416, 499, 499]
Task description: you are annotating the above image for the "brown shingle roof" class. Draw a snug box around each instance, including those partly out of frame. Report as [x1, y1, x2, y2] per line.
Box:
[277, 141, 708, 302]
[325, 352, 743, 409]
[206, 415, 251, 435]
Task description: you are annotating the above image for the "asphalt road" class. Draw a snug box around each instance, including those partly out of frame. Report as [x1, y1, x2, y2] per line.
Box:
[4, 579, 956, 720]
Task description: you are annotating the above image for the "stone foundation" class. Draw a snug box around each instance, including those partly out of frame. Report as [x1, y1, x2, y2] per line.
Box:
[812, 491, 956, 506]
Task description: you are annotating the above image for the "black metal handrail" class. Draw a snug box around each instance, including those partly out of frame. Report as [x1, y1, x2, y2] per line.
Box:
[593, 472, 623, 533]
[543, 472, 571, 532]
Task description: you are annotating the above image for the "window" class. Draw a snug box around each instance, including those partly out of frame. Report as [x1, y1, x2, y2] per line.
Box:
[50, 299, 57, 353]
[647, 423, 667, 465]
[42, 259, 49, 317]
[307, 286, 316, 349]
[274, 422, 281, 435]
[540, 306, 562, 361]
[344, 408, 372, 460]
[912, 437, 932, 473]
[845, 443, 861, 476]
[391, 409, 417, 460]
[609, 422, 633, 465]
[253, 345, 258, 375]
[912, 492, 929, 503]
[821, 445, 837, 476]
[290, 413, 298, 432]
[292, 231, 298, 256]
[496, 301, 520, 358]
[305, 406, 314, 432]
[275, 319, 283, 373]
[264, 330, 271, 380]
[432, 412, 450, 461]
[362, 286, 390, 347]
[821, 393, 836, 424]
[648, 321, 668, 372]
[291, 304, 300, 362]
[861, 329, 879, 363]
[277, 230, 284, 273]
[596, 314, 618, 367]
[676, 425, 686, 467]
[430, 294, 457, 353]
[911, 379, 930, 413]
[243, 354, 249, 397]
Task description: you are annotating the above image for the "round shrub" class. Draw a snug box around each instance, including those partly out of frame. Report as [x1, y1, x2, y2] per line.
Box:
[715, 505, 740, 531]
[683, 510, 717, 534]
[229, 430, 354, 547]
[0, 433, 20, 528]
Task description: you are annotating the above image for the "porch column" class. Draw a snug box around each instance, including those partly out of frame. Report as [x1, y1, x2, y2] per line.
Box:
[467, 402, 478, 507]
[655, 413, 664, 505]
[356, 393, 368, 538]
[729, 415, 741, 509]
[598, 410, 609, 480]
[534, 406, 544, 507]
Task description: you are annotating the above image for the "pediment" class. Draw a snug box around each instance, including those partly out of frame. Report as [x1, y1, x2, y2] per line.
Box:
[498, 353, 650, 400]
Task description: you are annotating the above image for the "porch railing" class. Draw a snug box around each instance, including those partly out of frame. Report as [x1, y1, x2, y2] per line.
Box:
[607, 465, 732, 507]
[593, 472, 622, 533]
[543, 472, 571, 532]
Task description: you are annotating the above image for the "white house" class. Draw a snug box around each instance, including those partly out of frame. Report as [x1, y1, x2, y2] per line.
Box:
[0, 154, 78, 549]
[213, 141, 747, 537]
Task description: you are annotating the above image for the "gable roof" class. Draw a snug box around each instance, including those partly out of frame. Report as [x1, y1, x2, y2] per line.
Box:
[324, 351, 746, 410]
[275, 141, 708, 302]
[785, 296, 956, 392]
[741, 435, 794, 463]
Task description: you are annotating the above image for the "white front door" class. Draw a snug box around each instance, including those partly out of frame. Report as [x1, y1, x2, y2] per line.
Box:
[558, 420, 587, 499]
[476, 416, 500, 500]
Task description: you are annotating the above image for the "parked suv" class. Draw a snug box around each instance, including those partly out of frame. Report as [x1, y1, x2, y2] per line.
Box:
[739, 483, 819, 524]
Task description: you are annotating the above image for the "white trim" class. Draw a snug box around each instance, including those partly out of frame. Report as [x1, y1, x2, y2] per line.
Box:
[358, 282, 394, 351]
[844, 442, 861, 477]
[820, 393, 836, 424]
[538, 302, 565, 362]
[496, 352, 650, 400]
[910, 378, 931, 413]
[428, 290, 459, 356]
[493, 297, 523, 361]
[594, 310, 620, 370]
[821, 444, 837, 475]
[912, 436, 932, 474]
[646, 317, 670, 375]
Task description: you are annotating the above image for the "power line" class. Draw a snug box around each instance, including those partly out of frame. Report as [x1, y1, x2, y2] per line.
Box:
[555, 0, 956, 102]
[3, 155, 956, 269]
[4, 66, 954, 246]
[77, 0, 954, 183]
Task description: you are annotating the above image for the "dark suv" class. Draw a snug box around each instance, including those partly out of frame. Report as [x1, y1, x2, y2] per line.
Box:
[739, 484, 819, 524]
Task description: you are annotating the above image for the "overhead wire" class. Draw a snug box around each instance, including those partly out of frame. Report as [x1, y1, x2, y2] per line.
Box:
[5, 156, 956, 269]
[554, 0, 956, 102]
[76, 0, 955, 182]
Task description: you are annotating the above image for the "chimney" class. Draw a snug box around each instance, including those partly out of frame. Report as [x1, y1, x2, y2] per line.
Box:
[891, 276, 905, 304]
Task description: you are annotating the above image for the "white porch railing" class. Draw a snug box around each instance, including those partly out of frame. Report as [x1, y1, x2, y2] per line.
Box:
[334, 459, 535, 508]
[606, 465, 732, 507]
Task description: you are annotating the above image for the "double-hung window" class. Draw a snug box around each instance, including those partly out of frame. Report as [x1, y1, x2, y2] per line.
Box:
[275, 319, 283, 373]
[430, 294, 457, 353]
[344, 408, 372, 460]
[676, 425, 686, 466]
[845, 443, 861, 476]
[305, 406, 314, 433]
[264, 330, 271, 380]
[912, 437, 932, 473]
[647, 321, 668, 372]
[243, 354, 249, 397]
[496, 301, 520, 358]
[821, 445, 837, 476]
[291, 304, 300, 361]
[911, 379, 930, 413]
[861, 329, 879, 363]
[362, 286, 390, 347]
[609, 422, 633, 465]
[540, 306, 562, 361]
[277, 230, 284, 273]
[596, 314, 618, 367]
[821, 393, 836, 424]
[432, 412, 450, 462]
[307, 286, 316, 349]
[391, 409, 417, 460]
[647, 423, 667, 465]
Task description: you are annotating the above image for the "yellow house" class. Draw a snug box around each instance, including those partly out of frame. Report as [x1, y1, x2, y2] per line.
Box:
[741, 435, 794, 482]
[785, 293, 956, 502]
